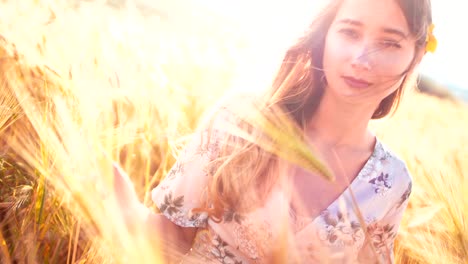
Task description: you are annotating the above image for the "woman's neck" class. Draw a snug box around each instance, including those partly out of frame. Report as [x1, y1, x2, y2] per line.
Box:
[306, 90, 377, 150]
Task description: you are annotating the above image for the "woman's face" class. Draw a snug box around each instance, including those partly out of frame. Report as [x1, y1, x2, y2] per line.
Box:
[322, 0, 420, 105]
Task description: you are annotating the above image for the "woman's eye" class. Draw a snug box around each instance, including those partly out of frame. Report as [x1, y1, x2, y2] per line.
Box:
[338, 28, 359, 39]
[380, 40, 401, 49]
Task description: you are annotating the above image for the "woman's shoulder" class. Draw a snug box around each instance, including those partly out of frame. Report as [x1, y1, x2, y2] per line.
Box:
[198, 91, 264, 133]
[373, 139, 413, 191]
[375, 140, 410, 169]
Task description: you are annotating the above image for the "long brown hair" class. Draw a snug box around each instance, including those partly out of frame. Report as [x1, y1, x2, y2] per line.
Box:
[199, 0, 433, 219]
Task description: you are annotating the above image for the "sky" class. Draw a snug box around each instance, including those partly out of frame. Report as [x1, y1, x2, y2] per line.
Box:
[418, 0, 467, 90]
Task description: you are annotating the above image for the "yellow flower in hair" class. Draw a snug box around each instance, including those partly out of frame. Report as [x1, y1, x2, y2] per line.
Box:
[425, 24, 437, 53]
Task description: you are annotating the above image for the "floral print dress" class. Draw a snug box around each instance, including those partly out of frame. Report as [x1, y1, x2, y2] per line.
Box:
[151, 111, 412, 264]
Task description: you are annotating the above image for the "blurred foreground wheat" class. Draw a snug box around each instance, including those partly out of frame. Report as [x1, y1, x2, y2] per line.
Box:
[0, 0, 466, 263]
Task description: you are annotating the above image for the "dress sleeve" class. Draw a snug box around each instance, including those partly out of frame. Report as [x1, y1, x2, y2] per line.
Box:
[358, 177, 413, 263]
[151, 111, 231, 228]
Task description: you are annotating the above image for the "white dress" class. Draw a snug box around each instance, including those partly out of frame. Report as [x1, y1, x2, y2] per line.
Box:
[151, 110, 412, 264]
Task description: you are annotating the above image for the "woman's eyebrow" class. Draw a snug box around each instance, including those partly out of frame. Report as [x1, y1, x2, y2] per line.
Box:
[337, 18, 362, 26]
[381, 27, 408, 40]
[337, 18, 408, 39]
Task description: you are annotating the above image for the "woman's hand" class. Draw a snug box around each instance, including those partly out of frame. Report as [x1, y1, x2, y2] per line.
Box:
[112, 162, 197, 261]
[112, 162, 149, 229]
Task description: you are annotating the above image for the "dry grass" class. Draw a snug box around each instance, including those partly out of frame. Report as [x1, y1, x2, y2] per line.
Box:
[0, 0, 466, 263]
[371, 92, 468, 264]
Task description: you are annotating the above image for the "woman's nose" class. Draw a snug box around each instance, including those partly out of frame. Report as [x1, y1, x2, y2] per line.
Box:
[351, 47, 372, 71]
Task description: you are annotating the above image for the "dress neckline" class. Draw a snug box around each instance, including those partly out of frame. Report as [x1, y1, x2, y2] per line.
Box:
[289, 138, 382, 232]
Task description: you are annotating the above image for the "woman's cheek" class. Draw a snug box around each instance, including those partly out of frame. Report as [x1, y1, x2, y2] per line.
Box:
[375, 51, 414, 77]
[324, 36, 351, 71]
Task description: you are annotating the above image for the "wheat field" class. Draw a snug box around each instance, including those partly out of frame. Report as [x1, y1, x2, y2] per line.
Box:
[0, 1, 466, 263]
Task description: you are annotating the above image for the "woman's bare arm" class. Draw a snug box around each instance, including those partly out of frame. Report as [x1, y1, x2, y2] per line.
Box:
[144, 212, 197, 258]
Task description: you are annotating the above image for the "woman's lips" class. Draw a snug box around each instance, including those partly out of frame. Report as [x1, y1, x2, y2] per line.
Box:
[342, 76, 372, 88]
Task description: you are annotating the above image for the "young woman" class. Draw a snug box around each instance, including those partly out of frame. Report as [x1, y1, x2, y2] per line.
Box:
[115, 0, 435, 262]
